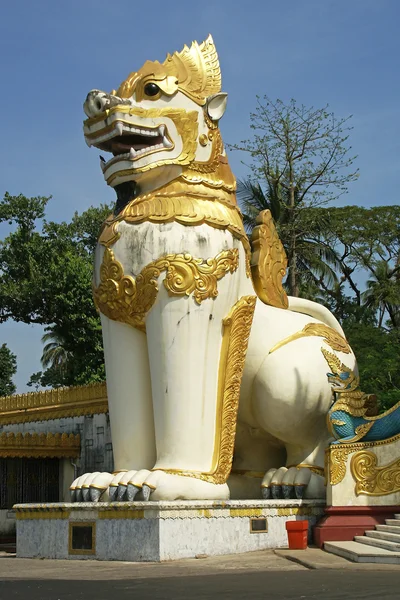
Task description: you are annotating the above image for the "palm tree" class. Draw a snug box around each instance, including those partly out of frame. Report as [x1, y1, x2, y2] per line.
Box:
[362, 261, 400, 329]
[41, 326, 71, 375]
[237, 178, 340, 297]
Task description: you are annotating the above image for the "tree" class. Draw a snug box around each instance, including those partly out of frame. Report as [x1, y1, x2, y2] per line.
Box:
[237, 178, 340, 293]
[0, 343, 17, 396]
[312, 205, 400, 322]
[233, 98, 359, 295]
[362, 261, 400, 329]
[0, 192, 111, 387]
[344, 324, 400, 412]
[41, 326, 71, 374]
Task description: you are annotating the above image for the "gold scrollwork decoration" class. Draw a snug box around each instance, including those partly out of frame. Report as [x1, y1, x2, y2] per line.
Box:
[93, 247, 240, 332]
[326, 432, 400, 485]
[250, 210, 288, 310]
[157, 295, 257, 484]
[269, 323, 351, 355]
[351, 450, 400, 497]
[328, 445, 355, 485]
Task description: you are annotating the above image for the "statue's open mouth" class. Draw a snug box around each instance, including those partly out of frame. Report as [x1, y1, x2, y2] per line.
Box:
[84, 120, 174, 172]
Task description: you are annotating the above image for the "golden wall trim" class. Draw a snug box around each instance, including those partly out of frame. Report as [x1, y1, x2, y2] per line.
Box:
[326, 432, 400, 485]
[98, 509, 145, 520]
[15, 509, 71, 520]
[0, 382, 108, 426]
[351, 450, 400, 497]
[0, 432, 80, 458]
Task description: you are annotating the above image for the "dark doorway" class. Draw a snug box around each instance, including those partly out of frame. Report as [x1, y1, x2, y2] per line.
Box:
[0, 457, 60, 509]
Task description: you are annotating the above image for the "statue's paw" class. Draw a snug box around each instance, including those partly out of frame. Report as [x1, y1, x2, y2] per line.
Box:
[70, 470, 140, 502]
[261, 467, 325, 500]
[131, 469, 229, 501]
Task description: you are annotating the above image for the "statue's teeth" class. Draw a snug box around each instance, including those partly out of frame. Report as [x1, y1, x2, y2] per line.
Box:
[115, 122, 123, 136]
[158, 125, 166, 136]
[129, 147, 136, 159]
[163, 138, 173, 148]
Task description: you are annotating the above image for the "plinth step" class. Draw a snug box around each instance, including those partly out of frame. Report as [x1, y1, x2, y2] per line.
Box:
[385, 519, 400, 527]
[354, 535, 400, 552]
[325, 541, 400, 564]
[376, 524, 400, 534]
[365, 529, 400, 543]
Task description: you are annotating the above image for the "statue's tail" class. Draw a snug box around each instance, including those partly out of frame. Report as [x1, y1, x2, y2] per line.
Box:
[288, 297, 345, 337]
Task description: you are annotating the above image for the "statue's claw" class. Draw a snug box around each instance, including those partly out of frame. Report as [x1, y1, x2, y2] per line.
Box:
[117, 484, 127, 501]
[127, 483, 141, 501]
[142, 484, 153, 501]
[260, 466, 322, 500]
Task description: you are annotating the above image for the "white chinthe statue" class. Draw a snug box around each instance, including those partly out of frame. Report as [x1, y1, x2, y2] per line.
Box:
[71, 35, 358, 503]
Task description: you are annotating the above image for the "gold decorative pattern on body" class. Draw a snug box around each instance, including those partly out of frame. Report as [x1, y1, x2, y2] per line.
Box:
[269, 323, 351, 355]
[351, 451, 400, 497]
[326, 432, 400, 485]
[0, 383, 107, 426]
[286, 463, 325, 477]
[157, 295, 256, 484]
[0, 432, 80, 458]
[93, 247, 240, 332]
[250, 210, 288, 309]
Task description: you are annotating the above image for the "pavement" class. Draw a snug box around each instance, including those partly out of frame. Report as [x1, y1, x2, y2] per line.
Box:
[0, 548, 399, 599]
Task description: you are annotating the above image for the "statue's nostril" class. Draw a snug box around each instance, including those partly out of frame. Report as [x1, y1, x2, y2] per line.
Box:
[96, 99, 103, 111]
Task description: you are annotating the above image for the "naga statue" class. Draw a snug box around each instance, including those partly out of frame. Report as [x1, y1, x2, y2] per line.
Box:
[71, 35, 399, 503]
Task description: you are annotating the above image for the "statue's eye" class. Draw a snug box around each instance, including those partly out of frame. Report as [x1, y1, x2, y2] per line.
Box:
[144, 83, 160, 97]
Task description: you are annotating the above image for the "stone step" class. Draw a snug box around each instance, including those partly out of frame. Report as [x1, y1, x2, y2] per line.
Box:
[386, 519, 400, 527]
[354, 535, 400, 552]
[365, 529, 400, 543]
[325, 541, 400, 564]
[376, 524, 400, 534]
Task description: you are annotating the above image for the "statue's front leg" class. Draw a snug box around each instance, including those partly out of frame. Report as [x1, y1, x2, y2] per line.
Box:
[130, 224, 254, 501]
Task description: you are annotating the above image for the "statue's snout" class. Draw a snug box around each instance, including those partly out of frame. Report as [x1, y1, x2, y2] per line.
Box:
[83, 90, 112, 118]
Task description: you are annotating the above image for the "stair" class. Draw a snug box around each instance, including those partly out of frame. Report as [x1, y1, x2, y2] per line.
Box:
[325, 513, 400, 564]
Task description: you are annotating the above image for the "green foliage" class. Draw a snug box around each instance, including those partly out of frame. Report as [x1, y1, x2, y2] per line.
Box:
[344, 324, 400, 412]
[0, 343, 17, 396]
[0, 192, 112, 387]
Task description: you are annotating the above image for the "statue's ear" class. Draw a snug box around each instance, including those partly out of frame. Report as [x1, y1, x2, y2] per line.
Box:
[206, 93, 228, 122]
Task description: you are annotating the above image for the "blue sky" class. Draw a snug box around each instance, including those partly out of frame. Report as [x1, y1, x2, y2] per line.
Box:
[1, 0, 399, 392]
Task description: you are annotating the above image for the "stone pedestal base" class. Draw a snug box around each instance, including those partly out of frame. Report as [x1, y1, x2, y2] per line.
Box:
[15, 500, 325, 561]
[313, 506, 400, 548]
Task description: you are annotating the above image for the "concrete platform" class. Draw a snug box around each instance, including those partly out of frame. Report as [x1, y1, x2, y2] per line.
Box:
[14, 499, 325, 562]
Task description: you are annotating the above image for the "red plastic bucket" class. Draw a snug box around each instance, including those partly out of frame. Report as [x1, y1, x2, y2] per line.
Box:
[285, 520, 308, 549]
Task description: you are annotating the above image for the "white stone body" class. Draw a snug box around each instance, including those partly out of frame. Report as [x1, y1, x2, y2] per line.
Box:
[92, 219, 355, 500]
